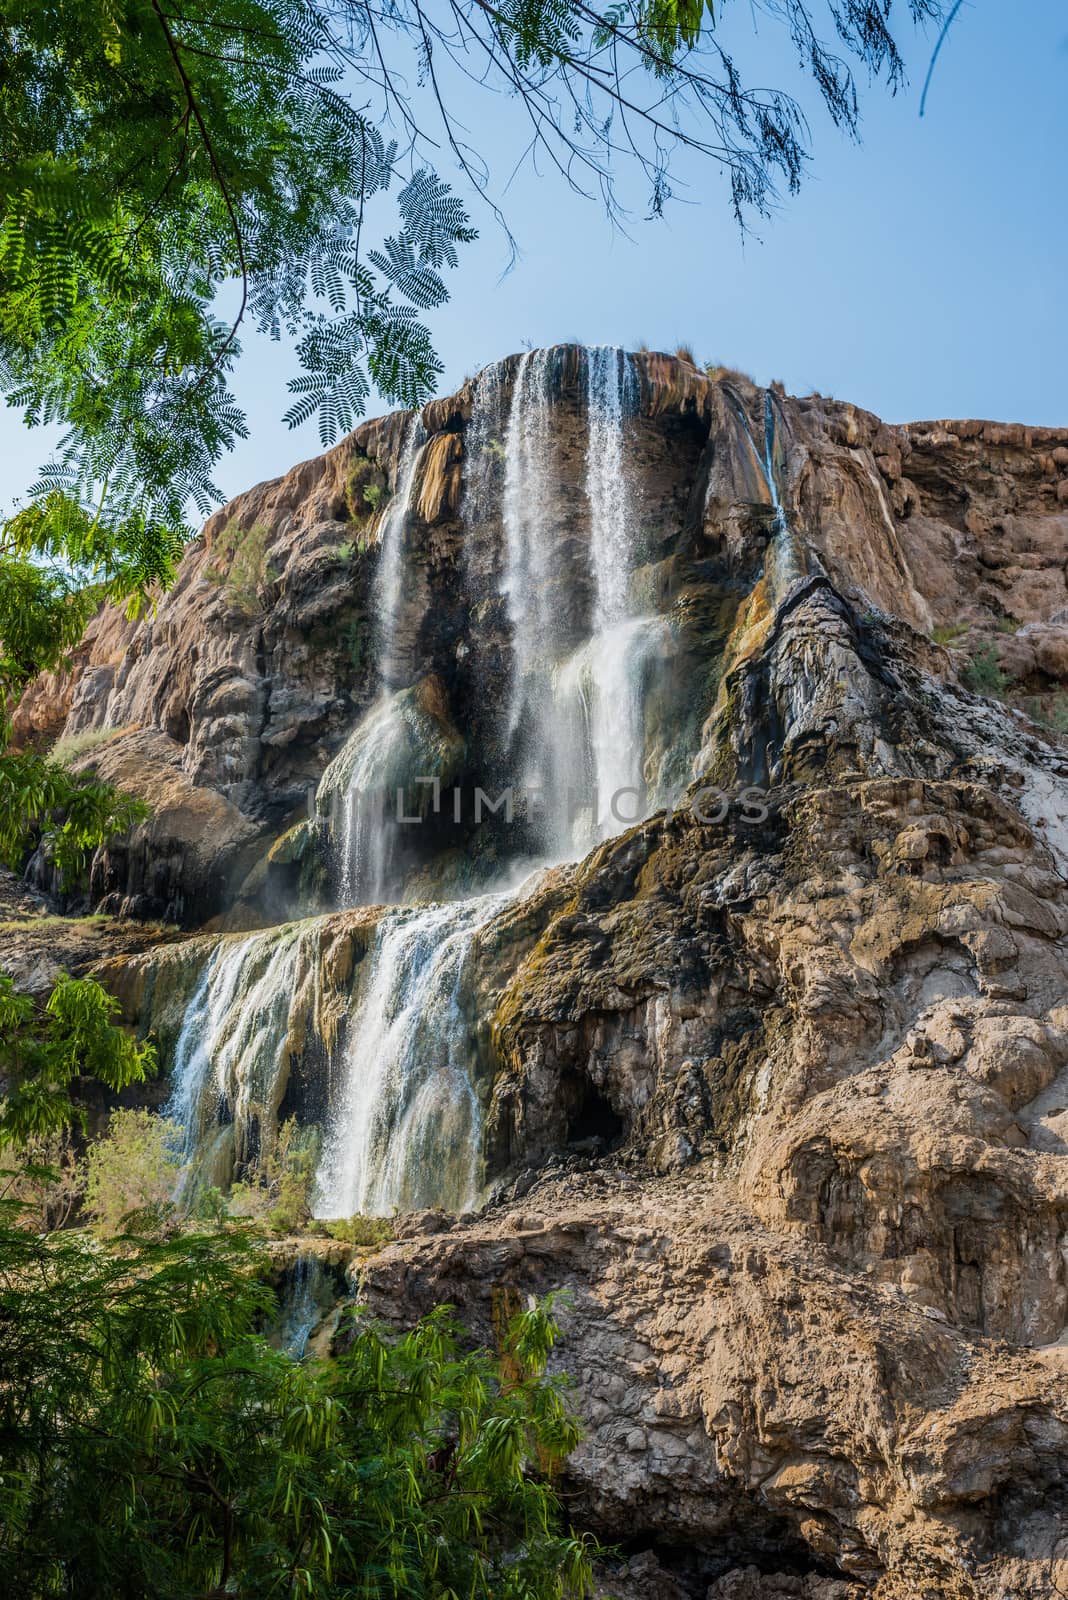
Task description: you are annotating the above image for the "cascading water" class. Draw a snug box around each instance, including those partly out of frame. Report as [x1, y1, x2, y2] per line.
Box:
[494, 344, 665, 857]
[317, 417, 427, 906]
[376, 417, 423, 690]
[166, 921, 312, 1177]
[585, 344, 639, 627]
[274, 1253, 327, 1359]
[729, 387, 803, 596]
[313, 894, 507, 1217]
[501, 348, 563, 740]
[163, 346, 679, 1218]
[569, 347, 668, 846]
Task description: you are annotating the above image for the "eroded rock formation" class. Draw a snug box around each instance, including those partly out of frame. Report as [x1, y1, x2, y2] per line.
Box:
[6, 348, 1068, 1597]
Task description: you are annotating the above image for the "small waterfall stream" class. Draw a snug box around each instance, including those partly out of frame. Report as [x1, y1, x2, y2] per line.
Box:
[729, 387, 804, 596]
[318, 417, 427, 907]
[164, 347, 681, 1219]
[376, 416, 424, 691]
[313, 893, 508, 1217]
[167, 921, 314, 1177]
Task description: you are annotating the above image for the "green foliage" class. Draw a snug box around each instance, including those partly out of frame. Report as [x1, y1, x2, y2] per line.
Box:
[0, 972, 155, 1146]
[0, 547, 145, 887]
[0, 0, 939, 606]
[0, 1214, 597, 1599]
[83, 1108, 183, 1237]
[229, 1117, 320, 1233]
[50, 723, 130, 766]
[0, 552, 96, 707]
[345, 456, 391, 522]
[0, 3, 478, 600]
[340, 618, 366, 673]
[0, 1129, 84, 1231]
[1027, 691, 1068, 736]
[205, 520, 278, 613]
[322, 1212, 395, 1249]
[932, 622, 968, 645]
[0, 744, 149, 882]
[963, 643, 1009, 698]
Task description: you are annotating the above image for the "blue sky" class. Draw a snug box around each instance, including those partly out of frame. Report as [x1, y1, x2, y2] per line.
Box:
[2, 2, 1065, 513]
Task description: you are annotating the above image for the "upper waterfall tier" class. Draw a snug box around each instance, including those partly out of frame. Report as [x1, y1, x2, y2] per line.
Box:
[15, 346, 1068, 927]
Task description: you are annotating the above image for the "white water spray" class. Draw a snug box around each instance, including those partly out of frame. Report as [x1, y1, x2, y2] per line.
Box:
[317, 416, 426, 904]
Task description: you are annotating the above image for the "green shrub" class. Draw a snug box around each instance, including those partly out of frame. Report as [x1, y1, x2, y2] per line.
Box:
[932, 623, 968, 646]
[51, 725, 132, 766]
[1028, 690, 1068, 735]
[83, 1109, 183, 1236]
[322, 1213, 394, 1249]
[229, 1118, 320, 1235]
[205, 521, 277, 612]
[963, 643, 1009, 697]
[0, 1227, 598, 1600]
[344, 457, 390, 521]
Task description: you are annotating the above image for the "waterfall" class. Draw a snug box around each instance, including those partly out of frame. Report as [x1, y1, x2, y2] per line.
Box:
[570, 346, 667, 844]
[318, 693, 409, 908]
[729, 387, 803, 594]
[501, 348, 562, 741]
[166, 922, 312, 1172]
[275, 1253, 326, 1360]
[494, 344, 662, 857]
[317, 417, 427, 904]
[313, 893, 506, 1218]
[162, 345, 676, 1220]
[462, 360, 508, 533]
[376, 416, 423, 691]
[586, 345, 640, 629]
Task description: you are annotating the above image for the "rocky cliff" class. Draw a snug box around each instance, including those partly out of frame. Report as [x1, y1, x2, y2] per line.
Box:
[7, 347, 1068, 1598]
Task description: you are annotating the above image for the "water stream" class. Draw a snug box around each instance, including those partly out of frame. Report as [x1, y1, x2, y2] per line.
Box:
[167, 921, 314, 1176]
[313, 893, 508, 1217]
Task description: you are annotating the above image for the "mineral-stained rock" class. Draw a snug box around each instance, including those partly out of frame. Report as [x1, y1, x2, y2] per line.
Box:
[8, 351, 1068, 1596]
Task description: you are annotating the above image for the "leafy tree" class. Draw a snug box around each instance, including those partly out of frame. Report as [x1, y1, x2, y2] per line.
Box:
[0, 971, 155, 1145]
[0, 537, 148, 882]
[0, 0, 946, 601]
[0, 1213, 596, 1599]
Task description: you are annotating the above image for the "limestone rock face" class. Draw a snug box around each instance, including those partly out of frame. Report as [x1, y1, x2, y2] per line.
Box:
[16, 354, 1068, 923]
[8, 350, 1068, 1596]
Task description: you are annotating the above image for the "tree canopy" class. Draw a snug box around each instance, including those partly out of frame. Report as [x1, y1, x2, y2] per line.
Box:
[1, 0, 946, 602]
[0, 1205, 597, 1598]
